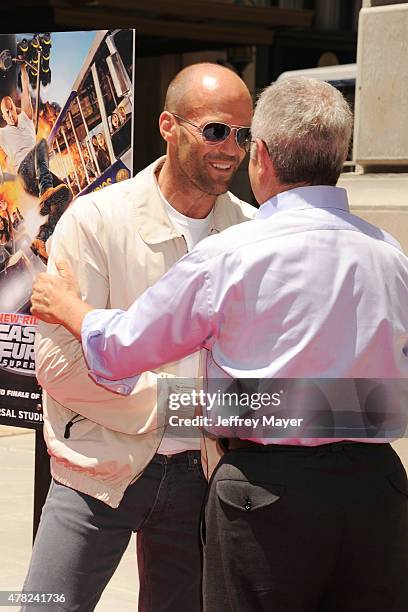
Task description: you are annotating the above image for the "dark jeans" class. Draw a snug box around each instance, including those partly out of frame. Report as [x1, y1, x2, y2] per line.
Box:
[22, 451, 207, 612]
[18, 138, 59, 197]
[203, 442, 408, 612]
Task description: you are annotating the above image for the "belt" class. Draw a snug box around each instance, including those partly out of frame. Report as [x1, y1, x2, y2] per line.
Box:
[222, 438, 375, 452]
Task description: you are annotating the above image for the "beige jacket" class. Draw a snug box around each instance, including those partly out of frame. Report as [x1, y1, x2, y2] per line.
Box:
[36, 157, 254, 507]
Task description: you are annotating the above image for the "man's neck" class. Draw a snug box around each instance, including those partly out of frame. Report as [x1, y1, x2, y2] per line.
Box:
[157, 158, 217, 219]
[260, 180, 311, 205]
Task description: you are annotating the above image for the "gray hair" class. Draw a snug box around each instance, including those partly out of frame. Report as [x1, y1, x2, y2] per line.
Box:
[251, 77, 353, 186]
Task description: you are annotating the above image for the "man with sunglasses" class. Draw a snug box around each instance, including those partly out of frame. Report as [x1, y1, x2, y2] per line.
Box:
[22, 63, 253, 612]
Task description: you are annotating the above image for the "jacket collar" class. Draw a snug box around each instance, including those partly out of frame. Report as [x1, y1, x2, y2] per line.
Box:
[132, 156, 242, 244]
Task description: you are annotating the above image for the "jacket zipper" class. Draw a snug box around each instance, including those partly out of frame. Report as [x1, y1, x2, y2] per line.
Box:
[64, 414, 86, 439]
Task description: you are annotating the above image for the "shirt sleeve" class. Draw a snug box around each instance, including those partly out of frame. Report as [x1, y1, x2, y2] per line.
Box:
[82, 248, 215, 388]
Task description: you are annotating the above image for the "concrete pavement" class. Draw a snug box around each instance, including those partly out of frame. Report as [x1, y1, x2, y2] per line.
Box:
[0, 427, 407, 611]
[0, 428, 138, 611]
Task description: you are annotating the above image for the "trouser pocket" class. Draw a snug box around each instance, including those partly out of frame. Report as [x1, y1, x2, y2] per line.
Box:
[216, 479, 284, 512]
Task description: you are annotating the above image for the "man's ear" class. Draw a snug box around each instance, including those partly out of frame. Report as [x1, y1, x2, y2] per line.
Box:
[159, 111, 176, 143]
[253, 138, 272, 178]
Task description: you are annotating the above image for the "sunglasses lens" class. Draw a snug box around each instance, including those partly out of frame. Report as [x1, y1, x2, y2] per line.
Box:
[201, 122, 251, 151]
[237, 128, 251, 151]
[202, 122, 230, 143]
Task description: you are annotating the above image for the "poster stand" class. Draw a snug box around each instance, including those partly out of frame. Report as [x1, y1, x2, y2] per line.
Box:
[33, 429, 51, 543]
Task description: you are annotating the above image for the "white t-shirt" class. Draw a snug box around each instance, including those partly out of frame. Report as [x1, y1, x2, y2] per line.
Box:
[0, 111, 36, 172]
[158, 188, 213, 454]
[163, 198, 213, 251]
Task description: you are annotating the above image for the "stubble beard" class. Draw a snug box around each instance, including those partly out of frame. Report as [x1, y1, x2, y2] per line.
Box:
[181, 155, 237, 197]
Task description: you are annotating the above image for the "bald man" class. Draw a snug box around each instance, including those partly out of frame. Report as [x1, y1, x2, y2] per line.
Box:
[22, 63, 254, 612]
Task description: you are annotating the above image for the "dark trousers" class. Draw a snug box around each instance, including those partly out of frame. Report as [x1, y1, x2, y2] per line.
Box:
[22, 451, 207, 612]
[18, 138, 58, 197]
[203, 442, 408, 612]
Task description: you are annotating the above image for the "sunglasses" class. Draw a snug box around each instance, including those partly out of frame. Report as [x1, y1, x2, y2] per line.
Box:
[171, 113, 251, 152]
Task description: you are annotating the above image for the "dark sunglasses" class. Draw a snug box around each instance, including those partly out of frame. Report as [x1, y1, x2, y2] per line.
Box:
[171, 113, 251, 152]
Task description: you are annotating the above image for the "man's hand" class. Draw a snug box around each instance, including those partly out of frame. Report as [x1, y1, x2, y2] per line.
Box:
[31, 259, 81, 323]
[31, 260, 95, 340]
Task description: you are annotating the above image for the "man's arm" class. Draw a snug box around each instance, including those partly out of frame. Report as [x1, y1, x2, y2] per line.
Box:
[32, 246, 215, 385]
[0, 137, 10, 171]
[20, 63, 33, 120]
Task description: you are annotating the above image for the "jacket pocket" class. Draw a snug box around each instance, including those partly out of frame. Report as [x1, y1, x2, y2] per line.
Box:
[216, 480, 285, 512]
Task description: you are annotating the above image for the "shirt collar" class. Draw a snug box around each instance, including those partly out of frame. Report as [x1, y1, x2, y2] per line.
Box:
[255, 185, 350, 220]
[134, 156, 244, 244]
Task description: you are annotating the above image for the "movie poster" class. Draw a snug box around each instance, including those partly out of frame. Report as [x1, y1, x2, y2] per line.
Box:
[0, 30, 135, 429]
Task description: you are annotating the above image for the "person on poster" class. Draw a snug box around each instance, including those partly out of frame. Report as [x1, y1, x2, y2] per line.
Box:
[0, 204, 11, 243]
[0, 205, 12, 272]
[118, 106, 127, 124]
[25, 63, 254, 612]
[32, 77, 408, 612]
[12, 210, 22, 229]
[81, 145, 96, 180]
[94, 132, 110, 172]
[0, 61, 72, 260]
[110, 111, 121, 132]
